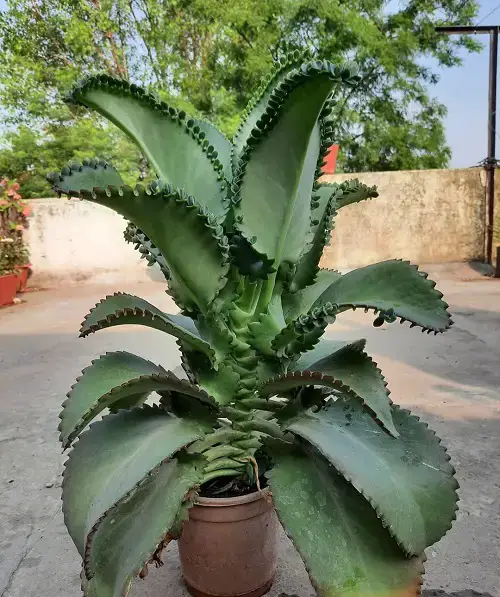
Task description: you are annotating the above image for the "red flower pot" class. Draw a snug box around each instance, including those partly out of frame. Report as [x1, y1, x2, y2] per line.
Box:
[0, 273, 18, 306]
[16, 264, 31, 292]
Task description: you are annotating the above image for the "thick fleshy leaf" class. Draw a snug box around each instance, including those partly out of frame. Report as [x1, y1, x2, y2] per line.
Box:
[79, 293, 216, 363]
[312, 179, 378, 213]
[259, 366, 396, 436]
[60, 351, 216, 448]
[47, 158, 123, 197]
[178, 347, 241, 406]
[287, 399, 459, 555]
[268, 445, 424, 597]
[123, 223, 198, 312]
[84, 456, 202, 597]
[292, 339, 398, 437]
[273, 312, 336, 359]
[311, 260, 452, 332]
[283, 268, 341, 323]
[259, 369, 360, 399]
[69, 76, 228, 219]
[232, 50, 306, 170]
[248, 293, 286, 356]
[124, 222, 171, 282]
[335, 178, 379, 209]
[229, 234, 276, 281]
[292, 338, 365, 370]
[62, 406, 208, 556]
[79, 184, 230, 312]
[289, 186, 340, 292]
[194, 118, 232, 182]
[234, 61, 359, 267]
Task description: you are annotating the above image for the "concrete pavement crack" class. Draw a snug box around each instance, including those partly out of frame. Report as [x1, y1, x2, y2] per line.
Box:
[0, 504, 63, 597]
[0, 525, 33, 597]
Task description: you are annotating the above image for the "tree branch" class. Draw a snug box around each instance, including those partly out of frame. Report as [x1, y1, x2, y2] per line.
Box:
[128, 0, 161, 84]
[234, 27, 254, 49]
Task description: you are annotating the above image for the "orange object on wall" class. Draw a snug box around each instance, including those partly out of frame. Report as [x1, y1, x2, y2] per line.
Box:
[322, 144, 339, 174]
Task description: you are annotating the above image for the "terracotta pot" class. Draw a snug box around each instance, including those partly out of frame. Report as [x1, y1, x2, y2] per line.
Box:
[0, 273, 18, 306]
[178, 489, 278, 597]
[16, 264, 31, 292]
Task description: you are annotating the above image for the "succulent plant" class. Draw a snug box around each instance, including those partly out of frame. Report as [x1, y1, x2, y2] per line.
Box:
[49, 54, 458, 597]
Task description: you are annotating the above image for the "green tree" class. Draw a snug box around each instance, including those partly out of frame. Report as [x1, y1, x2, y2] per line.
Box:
[0, 0, 480, 196]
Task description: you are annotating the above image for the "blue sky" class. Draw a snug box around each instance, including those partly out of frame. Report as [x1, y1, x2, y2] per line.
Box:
[431, 0, 500, 167]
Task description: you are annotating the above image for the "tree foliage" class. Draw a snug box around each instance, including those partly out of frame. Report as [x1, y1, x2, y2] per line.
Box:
[0, 0, 480, 196]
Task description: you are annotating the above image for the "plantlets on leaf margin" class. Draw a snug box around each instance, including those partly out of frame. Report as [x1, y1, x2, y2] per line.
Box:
[51, 54, 458, 597]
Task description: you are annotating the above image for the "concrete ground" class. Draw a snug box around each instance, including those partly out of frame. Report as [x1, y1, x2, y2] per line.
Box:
[0, 262, 499, 597]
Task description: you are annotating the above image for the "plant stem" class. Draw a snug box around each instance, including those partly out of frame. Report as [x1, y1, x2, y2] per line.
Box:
[256, 271, 277, 314]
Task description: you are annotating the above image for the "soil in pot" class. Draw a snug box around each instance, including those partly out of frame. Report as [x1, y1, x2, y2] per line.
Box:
[0, 273, 18, 306]
[178, 486, 278, 597]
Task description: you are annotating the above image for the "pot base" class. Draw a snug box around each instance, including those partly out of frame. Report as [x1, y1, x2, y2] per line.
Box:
[184, 576, 274, 597]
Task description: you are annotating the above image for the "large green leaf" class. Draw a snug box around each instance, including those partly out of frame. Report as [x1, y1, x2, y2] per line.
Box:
[259, 361, 395, 437]
[47, 158, 124, 197]
[268, 445, 424, 597]
[335, 178, 379, 209]
[292, 339, 398, 437]
[228, 234, 276, 281]
[289, 186, 340, 292]
[312, 260, 452, 332]
[292, 338, 365, 370]
[62, 406, 207, 556]
[79, 184, 230, 312]
[60, 351, 216, 448]
[178, 347, 241, 406]
[69, 75, 228, 219]
[271, 302, 338, 359]
[123, 223, 198, 312]
[315, 179, 379, 211]
[287, 399, 458, 555]
[234, 62, 359, 267]
[80, 293, 216, 363]
[248, 292, 286, 356]
[259, 369, 358, 399]
[194, 118, 232, 183]
[124, 222, 171, 283]
[232, 50, 306, 170]
[283, 268, 341, 322]
[83, 456, 202, 597]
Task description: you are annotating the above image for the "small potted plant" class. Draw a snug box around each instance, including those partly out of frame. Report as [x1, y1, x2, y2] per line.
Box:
[49, 54, 458, 597]
[0, 178, 32, 293]
[0, 238, 18, 306]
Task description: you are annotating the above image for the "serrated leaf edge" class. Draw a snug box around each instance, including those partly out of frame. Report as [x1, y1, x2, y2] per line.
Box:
[59, 352, 216, 449]
[259, 369, 397, 436]
[289, 402, 459, 557]
[231, 59, 360, 258]
[81, 454, 201, 592]
[66, 181, 231, 309]
[46, 157, 121, 197]
[320, 260, 454, 334]
[78, 292, 216, 364]
[67, 75, 228, 205]
[266, 452, 427, 597]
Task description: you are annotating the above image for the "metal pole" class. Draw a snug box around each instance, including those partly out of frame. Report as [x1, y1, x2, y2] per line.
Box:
[436, 25, 499, 267]
[487, 28, 498, 265]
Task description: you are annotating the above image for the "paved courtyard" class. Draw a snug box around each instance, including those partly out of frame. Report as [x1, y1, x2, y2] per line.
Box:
[0, 263, 499, 597]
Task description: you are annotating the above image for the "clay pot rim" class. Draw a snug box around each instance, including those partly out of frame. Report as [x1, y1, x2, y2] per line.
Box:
[195, 487, 271, 507]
